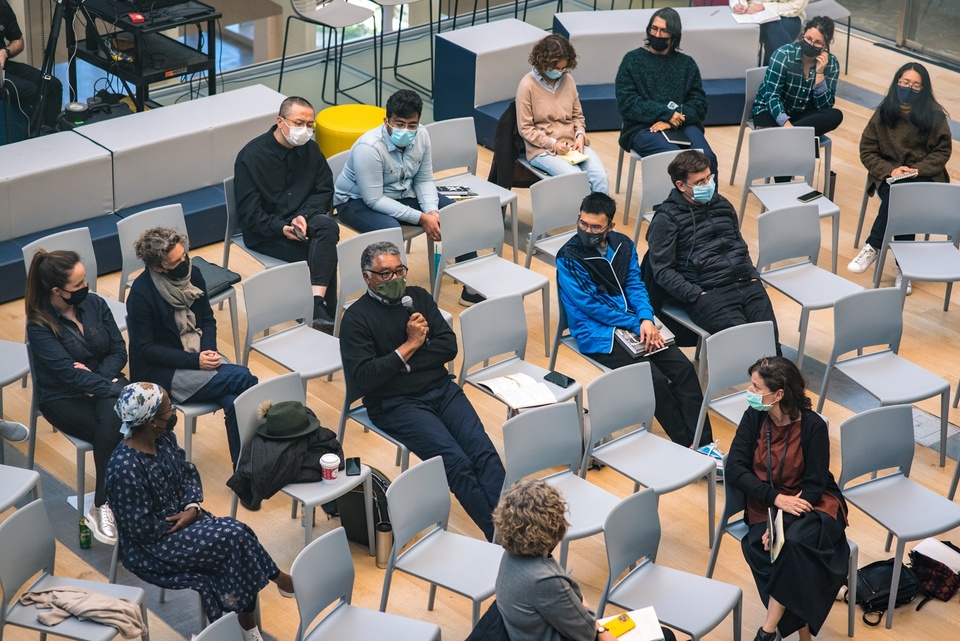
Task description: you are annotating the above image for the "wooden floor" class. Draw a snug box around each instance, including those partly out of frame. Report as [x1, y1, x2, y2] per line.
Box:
[3, 28, 960, 641]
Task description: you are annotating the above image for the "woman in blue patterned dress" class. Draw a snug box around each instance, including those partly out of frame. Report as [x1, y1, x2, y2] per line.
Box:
[105, 382, 294, 641]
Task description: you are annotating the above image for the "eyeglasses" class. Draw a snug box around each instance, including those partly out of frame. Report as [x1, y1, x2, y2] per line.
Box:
[365, 265, 408, 282]
[649, 26, 671, 37]
[577, 218, 610, 234]
[897, 79, 923, 92]
[683, 174, 714, 188]
[282, 117, 315, 129]
[388, 120, 420, 131]
[802, 36, 826, 48]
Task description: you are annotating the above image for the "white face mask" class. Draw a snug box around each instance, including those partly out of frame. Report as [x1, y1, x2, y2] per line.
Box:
[281, 119, 313, 147]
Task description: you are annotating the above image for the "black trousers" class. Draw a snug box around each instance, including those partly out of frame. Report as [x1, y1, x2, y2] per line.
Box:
[865, 176, 934, 249]
[3, 59, 63, 130]
[754, 105, 844, 138]
[585, 343, 713, 448]
[689, 279, 782, 356]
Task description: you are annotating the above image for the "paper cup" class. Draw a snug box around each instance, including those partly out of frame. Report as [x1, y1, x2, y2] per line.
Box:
[320, 453, 341, 481]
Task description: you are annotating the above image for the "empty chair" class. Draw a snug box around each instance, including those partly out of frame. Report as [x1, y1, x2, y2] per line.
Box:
[293, 527, 441, 641]
[756, 204, 862, 367]
[0, 463, 41, 512]
[728, 67, 768, 186]
[737, 127, 839, 273]
[458, 294, 583, 421]
[22, 228, 127, 333]
[816, 288, 951, 466]
[598, 489, 743, 641]
[693, 321, 778, 453]
[222, 176, 289, 271]
[0, 499, 149, 641]
[582, 362, 716, 546]
[241, 261, 342, 383]
[502, 402, 621, 569]
[433, 196, 550, 355]
[705, 458, 858, 638]
[230, 373, 375, 551]
[525, 172, 590, 269]
[424, 117, 521, 263]
[872, 183, 960, 307]
[379, 456, 503, 627]
[839, 405, 960, 629]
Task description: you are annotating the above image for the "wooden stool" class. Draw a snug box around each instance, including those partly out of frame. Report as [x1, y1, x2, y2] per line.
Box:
[315, 104, 386, 158]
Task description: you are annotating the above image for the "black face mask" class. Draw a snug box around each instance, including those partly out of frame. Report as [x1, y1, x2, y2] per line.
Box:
[800, 42, 823, 59]
[648, 34, 671, 52]
[164, 255, 190, 281]
[896, 86, 919, 105]
[62, 285, 89, 306]
[577, 227, 606, 248]
[160, 412, 178, 432]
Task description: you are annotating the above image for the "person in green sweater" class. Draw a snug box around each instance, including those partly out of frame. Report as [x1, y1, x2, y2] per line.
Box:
[615, 7, 717, 177]
[849, 63, 952, 294]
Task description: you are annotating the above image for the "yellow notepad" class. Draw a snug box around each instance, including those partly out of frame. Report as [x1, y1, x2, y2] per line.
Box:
[559, 149, 589, 165]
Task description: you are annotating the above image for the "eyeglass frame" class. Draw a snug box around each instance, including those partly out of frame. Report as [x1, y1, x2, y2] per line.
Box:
[364, 265, 409, 282]
[682, 173, 715, 189]
[576, 217, 611, 234]
[897, 79, 923, 92]
[387, 117, 420, 132]
[648, 25, 672, 37]
[801, 35, 826, 49]
[281, 117, 315, 129]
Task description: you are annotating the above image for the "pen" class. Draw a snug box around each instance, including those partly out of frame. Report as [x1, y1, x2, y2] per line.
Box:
[711, 9, 719, 15]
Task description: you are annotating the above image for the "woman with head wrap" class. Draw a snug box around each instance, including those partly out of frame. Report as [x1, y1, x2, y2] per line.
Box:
[105, 382, 293, 641]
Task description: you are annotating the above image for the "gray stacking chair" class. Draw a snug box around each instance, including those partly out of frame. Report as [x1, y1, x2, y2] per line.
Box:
[816, 288, 951, 466]
[337, 382, 410, 472]
[631, 148, 690, 243]
[692, 321, 777, 452]
[582, 362, 716, 546]
[0, 464, 40, 512]
[241, 261, 342, 383]
[872, 182, 960, 307]
[659, 300, 710, 384]
[334, 227, 407, 337]
[737, 127, 839, 273]
[0, 499, 150, 641]
[0, 339, 29, 466]
[117, 203, 241, 361]
[222, 176, 288, 272]
[192, 612, 242, 641]
[548, 282, 610, 373]
[230, 372, 375, 552]
[379, 456, 503, 627]
[294, 527, 440, 641]
[525, 172, 590, 269]
[705, 456, 858, 637]
[598, 489, 743, 641]
[434, 196, 550, 355]
[22, 228, 127, 333]
[839, 405, 960, 629]
[502, 402, 621, 569]
[458, 294, 583, 421]
[756, 203, 862, 368]
[853, 175, 874, 249]
[728, 66, 767, 186]
[614, 147, 641, 224]
[424, 117, 521, 263]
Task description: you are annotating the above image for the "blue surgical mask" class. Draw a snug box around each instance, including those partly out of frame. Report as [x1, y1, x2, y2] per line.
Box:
[896, 85, 919, 105]
[545, 69, 564, 80]
[746, 390, 774, 412]
[691, 179, 715, 204]
[389, 126, 416, 148]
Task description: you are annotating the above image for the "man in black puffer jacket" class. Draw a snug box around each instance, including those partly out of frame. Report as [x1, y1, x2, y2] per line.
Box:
[647, 150, 781, 354]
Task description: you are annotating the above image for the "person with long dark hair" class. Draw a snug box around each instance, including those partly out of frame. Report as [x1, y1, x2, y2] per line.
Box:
[752, 16, 843, 137]
[726, 357, 848, 641]
[25, 249, 127, 544]
[848, 63, 952, 293]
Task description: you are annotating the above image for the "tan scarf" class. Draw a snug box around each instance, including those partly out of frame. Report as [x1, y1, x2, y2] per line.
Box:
[148, 266, 205, 353]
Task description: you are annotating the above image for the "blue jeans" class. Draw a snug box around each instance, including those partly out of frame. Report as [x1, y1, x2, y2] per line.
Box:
[631, 126, 719, 178]
[368, 379, 505, 540]
[761, 17, 802, 64]
[529, 145, 610, 194]
[185, 364, 258, 465]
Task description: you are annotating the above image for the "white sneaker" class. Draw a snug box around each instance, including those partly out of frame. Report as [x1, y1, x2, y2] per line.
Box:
[240, 626, 264, 641]
[894, 264, 912, 295]
[86, 504, 118, 545]
[848, 244, 877, 274]
[697, 440, 724, 481]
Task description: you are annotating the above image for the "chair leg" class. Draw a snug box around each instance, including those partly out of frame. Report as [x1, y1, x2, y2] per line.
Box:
[623, 154, 639, 225]
[509, 201, 519, 264]
[109, 540, 120, 583]
[542, 286, 550, 358]
[615, 147, 624, 194]
[77, 447, 86, 523]
[729, 124, 747, 185]
[228, 296, 241, 363]
[706, 466, 716, 548]
[472, 600, 481, 628]
[704, 523, 725, 578]
[278, 15, 296, 93]
[830, 210, 839, 274]
[796, 308, 810, 369]
[847, 539, 858, 637]
[559, 539, 569, 569]
[885, 541, 906, 628]
[855, 185, 871, 248]
[940, 391, 949, 467]
[427, 583, 438, 611]
[944, 282, 953, 312]
[379, 554, 396, 612]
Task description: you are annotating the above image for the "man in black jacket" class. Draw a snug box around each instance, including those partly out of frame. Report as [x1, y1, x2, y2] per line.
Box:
[338, 241, 504, 540]
[647, 150, 780, 352]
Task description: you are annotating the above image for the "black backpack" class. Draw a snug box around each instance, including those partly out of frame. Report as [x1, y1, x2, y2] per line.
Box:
[322, 466, 391, 546]
[854, 558, 921, 626]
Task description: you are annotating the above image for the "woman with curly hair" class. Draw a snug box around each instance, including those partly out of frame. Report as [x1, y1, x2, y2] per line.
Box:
[725, 356, 848, 641]
[516, 34, 609, 194]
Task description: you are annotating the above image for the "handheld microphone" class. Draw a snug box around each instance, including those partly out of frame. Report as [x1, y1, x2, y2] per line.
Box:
[401, 296, 429, 344]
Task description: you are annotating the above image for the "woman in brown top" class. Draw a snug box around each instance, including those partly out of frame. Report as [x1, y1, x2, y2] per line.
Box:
[726, 356, 848, 641]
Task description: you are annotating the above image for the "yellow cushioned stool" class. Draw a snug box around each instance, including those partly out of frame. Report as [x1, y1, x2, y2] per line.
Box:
[315, 104, 387, 158]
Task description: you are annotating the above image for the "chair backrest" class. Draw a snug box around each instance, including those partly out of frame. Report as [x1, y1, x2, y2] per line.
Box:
[830, 288, 902, 359]
[838, 405, 915, 490]
[458, 294, 527, 382]
[743, 127, 815, 186]
[22, 228, 100, 293]
[117, 204, 188, 301]
[326, 151, 350, 207]
[756, 203, 822, 271]
[193, 612, 243, 641]
[386, 456, 451, 551]
[424, 117, 478, 175]
[886, 182, 960, 240]
[638, 149, 688, 219]
[241, 261, 315, 346]
[0, 499, 55, 615]
[741, 66, 767, 125]
[584, 361, 656, 447]
[291, 527, 355, 639]
[702, 321, 777, 400]
[437, 196, 505, 270]
[233, 372, 306, 460]
[529, 173, 589, 243]
[501, 402, 583, 489]
[603, 488, 661, 582]
[335, 227, 407, 318]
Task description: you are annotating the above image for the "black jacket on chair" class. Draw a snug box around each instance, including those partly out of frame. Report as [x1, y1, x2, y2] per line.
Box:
[487, 101, 540, 190]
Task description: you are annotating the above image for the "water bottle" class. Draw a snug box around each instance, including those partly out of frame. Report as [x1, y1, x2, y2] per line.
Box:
[79, 520, 92, 549]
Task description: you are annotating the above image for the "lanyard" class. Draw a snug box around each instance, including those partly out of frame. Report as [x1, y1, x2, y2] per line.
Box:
[764, 417, 792, 491]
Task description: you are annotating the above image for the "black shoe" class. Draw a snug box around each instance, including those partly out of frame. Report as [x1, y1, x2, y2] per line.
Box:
[459, 286, 485, 307]
[312, 305, 335, 335]
[753, 628, 777, 641]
